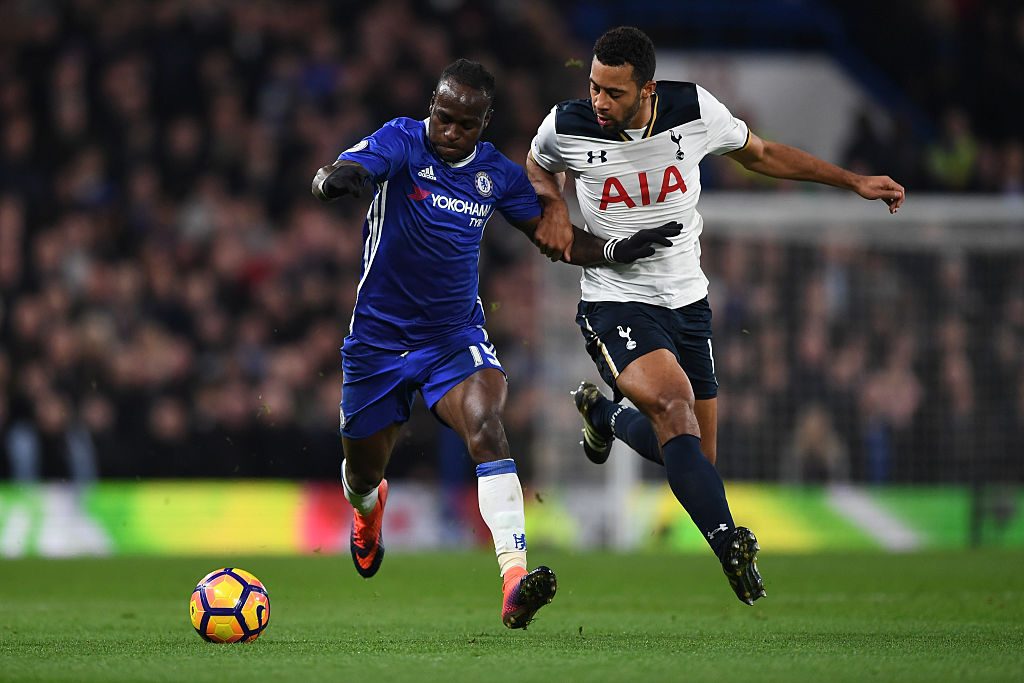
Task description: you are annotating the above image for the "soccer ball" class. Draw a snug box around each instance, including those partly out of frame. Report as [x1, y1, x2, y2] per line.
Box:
[189, 567, 271, 643]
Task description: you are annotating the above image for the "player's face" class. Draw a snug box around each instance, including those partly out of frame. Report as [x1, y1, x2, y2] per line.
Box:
[589, 58, 653, 133]
[428, 80, 492, 162]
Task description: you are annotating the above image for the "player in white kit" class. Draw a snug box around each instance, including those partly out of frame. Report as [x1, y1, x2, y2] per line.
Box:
[527, 26, 905, 605]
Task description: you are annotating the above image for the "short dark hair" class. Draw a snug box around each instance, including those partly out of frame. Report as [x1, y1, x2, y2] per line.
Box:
[593, 26, 656, 86]
[438, 59, 496, 103]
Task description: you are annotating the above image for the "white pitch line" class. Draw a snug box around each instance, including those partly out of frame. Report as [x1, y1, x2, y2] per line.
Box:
[0, 504, 32, 557]
[827, 484, 922, 551]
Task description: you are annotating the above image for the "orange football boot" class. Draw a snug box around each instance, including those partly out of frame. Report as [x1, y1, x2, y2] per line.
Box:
[501, 565, 557, 629]
[350, 479, 388, 578]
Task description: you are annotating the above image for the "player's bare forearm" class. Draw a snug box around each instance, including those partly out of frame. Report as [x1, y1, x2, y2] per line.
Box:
[511, 218, 604, 266]
[733, 139, 857, 187]
[525, 153, 574, 260]
[564, 227, 608, 266]
[511, 219, 681, 267]
[728, 133, 905, 213]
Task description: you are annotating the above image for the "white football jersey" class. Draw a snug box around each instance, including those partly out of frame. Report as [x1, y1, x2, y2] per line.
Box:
[531, 81, 749, 308]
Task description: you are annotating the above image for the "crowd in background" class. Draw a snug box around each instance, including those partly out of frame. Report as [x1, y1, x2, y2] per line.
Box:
[569, 0, 1024, 195]
[702, 238, 1024, 484]
[0, 0, 1021, 483]
[0, 0, 586, 480]
[835, 0, 1024, 194]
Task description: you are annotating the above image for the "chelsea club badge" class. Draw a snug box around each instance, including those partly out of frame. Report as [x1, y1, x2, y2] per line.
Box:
[475, 171, 493, 197]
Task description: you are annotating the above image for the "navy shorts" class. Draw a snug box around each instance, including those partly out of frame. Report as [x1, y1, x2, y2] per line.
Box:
[576, 298, 718, 401]
[339, 327, 505, 440]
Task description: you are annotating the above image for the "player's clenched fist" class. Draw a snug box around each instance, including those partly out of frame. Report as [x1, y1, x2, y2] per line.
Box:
[533, 203, 575, 261]
[312, 161, 372, 202]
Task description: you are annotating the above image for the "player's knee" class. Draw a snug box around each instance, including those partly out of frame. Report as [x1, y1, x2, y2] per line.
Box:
[648, 393, 695, 421]
[642, 394, 698, 439]
[346, 460, 385, 491]
[464, 410, 509, 463]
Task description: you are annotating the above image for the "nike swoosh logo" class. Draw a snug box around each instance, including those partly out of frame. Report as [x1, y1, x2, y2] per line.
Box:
[351, 534, 380, 559]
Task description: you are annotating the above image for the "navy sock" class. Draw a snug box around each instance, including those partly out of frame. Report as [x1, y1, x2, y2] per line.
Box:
[589, 398, 662, 465]
[586, 395, 618, 439]
[661, 434, 735, 558]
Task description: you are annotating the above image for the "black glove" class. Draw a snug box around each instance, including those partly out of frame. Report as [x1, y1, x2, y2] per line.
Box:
[312, 162, 372, 201]
[604, 222, 682, 263]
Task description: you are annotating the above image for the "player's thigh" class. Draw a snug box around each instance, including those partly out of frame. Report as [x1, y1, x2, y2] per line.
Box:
[671, 298, 719, 458]
[693, 398, 718, 464]
[432, 368, 509, 460]
[674, 334, 718, 460]
[339, 336, 416, 442]
[670, 298, 719, 402]
[576, 300, 686, 405]
[576, 301, 699, 440]
[615, 349, 699, 441]
[419, 329, 510, 461]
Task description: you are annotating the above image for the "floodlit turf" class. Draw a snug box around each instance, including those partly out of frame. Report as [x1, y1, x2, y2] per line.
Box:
[0, 551, 1021, 682]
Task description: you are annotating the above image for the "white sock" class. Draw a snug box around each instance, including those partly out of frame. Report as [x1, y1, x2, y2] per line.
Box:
[476, 458, 528, 577]
[341, 458, 379, 516]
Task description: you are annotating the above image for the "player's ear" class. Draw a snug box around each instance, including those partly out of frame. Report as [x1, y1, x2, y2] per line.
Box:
[428, 91, 437, 114]
[642, 80, 656, 100]
[482, 107, 492, 130]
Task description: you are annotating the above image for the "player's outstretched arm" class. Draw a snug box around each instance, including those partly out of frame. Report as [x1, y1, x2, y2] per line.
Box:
[511, 219, 681, 267]
[312, 160, 372, 202]
[726, 132, 906, 213]
[525, 152, 574, 261]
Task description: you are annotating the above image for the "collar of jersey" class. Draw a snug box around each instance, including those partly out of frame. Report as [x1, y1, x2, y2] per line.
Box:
[616, 92, 659, 142]
[423, 118, 478, 168]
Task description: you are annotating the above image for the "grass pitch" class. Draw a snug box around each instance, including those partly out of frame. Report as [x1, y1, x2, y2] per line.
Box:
[0, 550, 1021, 682]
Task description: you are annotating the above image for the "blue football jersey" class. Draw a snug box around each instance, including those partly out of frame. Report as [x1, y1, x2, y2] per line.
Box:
[338, 117, 540, 349]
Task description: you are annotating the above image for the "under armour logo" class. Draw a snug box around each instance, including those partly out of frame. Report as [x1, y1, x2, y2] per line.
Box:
[670, 131, 685, 160]
[617, 325, 637, 351]
[706, 523, 729, 540]
[587, 150, 608, 164]
[513, 533, 527, 550]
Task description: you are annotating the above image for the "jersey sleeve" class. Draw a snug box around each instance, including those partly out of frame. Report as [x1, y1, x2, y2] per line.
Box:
[496, 161, 542, 223]
[337, 119, 411, 182]
[697, 85, 750, 156]
[529, 108, 569, 173]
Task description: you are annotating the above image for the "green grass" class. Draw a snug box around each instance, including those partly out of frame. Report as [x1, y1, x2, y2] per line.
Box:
[0, 551, 1021, 682]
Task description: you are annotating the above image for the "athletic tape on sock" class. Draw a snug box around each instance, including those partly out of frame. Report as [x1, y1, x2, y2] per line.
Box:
[341, 458, 379, 516]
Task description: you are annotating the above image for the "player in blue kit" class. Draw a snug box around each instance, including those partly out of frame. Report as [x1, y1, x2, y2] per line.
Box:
[312, 59, 679, 629]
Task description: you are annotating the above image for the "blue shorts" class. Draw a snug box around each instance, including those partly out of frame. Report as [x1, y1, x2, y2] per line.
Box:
[576, 298, 719, 401]
[339, 327, 506, 439]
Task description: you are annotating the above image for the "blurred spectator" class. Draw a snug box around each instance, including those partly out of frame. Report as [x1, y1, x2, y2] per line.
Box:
[842, 111, 926, 192]
[780, 402, 850, 484]
[5, 392, 99, 483]
[842, 110, 886, 177]
[926, 109, 979, 191]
